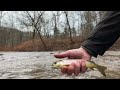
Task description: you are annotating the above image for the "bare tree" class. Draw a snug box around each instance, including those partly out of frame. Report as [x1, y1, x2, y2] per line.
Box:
[70, 12, 77, 37]
[98, 11, 105, 19]
[0, 11, 7, 27]
[52, 11, 61, 39]
[17, 11, 47, 50]
[64, 11, 74, 44]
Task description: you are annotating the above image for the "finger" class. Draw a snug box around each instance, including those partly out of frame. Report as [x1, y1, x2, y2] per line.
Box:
[54, 51, 70, 58]
[61, 66, 68, 74]
[74, 61, 81, 76]
[81, 60, 87, 73]
[67, 63, 74, 75]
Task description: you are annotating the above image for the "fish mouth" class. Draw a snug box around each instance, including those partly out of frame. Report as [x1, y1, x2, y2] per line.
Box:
[51, 64, 56, 68]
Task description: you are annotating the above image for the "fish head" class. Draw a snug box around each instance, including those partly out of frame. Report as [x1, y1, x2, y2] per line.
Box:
[52, 61, 64, 69]
[52, 60, 70, 69]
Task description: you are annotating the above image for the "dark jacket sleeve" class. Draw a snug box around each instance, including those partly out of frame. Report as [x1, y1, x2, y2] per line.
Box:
[81, 11, 120, 57]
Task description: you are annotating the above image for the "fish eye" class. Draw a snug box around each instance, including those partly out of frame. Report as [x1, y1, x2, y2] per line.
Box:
[53, 62, 57, 64]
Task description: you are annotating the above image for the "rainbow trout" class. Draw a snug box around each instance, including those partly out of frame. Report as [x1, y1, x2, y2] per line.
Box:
[52, 59, 107, 76]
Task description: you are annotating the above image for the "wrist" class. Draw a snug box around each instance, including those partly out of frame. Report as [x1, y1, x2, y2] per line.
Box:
[79, 46, 92, 60]
[81, 45, 98, 58]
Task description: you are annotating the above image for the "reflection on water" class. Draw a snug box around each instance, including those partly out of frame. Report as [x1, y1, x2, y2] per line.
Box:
[0, 51, 120, 79]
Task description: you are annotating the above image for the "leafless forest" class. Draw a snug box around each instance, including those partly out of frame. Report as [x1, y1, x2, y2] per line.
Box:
[0, 11, 119, 51]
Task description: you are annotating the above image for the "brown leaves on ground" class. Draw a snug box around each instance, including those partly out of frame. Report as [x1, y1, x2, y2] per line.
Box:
[0, 38, 120, 51]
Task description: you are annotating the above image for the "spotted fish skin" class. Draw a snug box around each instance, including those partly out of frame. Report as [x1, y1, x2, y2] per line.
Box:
[52, 60, 107, 76]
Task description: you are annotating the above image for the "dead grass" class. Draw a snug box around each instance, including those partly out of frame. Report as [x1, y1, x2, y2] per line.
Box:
[12, 37, 82, 51]
[0, 37, 120, 51]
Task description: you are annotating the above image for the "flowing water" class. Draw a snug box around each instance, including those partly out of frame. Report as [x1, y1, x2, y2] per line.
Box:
[0, 51, 120, 79]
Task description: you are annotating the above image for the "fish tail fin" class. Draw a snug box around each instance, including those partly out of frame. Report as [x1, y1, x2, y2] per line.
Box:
[96, 65, 107, 76]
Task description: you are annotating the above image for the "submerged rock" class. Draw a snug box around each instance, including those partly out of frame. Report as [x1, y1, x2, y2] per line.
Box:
[0, 54, 3, 56]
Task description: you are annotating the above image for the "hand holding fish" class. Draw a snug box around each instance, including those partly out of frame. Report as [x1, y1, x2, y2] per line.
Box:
[54, 47, 92, 76]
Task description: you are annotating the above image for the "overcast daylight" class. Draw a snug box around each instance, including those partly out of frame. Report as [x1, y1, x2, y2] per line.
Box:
[0, 11, 120, 79]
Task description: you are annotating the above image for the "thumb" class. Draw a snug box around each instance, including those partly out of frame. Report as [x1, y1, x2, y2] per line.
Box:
[54, 51, 70, 58]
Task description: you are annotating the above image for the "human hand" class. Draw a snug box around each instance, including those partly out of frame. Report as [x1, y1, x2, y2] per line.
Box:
[54, 47, 92, 76]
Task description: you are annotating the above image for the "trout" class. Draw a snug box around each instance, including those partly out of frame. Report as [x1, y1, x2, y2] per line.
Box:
[52, 59, 107, 76]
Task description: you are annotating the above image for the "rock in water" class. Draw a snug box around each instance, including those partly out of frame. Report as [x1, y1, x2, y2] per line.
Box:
[0, 54, 3, 56]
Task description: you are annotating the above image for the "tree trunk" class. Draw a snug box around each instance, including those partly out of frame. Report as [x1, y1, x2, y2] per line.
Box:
[64, 11, 74, 44]
[34, 26, 47, 50]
